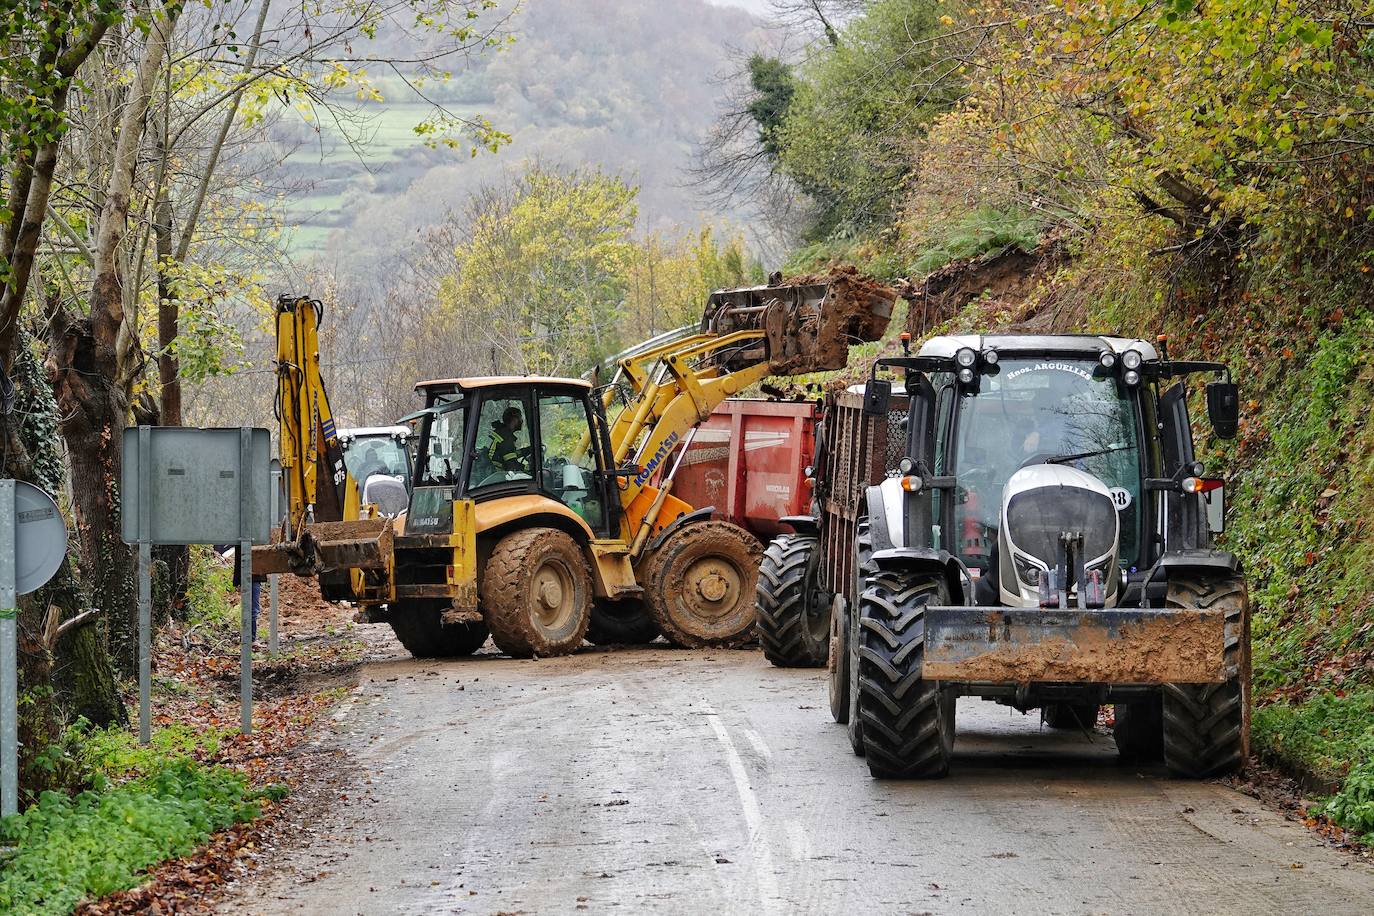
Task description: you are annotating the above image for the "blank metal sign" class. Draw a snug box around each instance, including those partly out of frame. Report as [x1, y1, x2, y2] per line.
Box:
[120, 428, 272, 545]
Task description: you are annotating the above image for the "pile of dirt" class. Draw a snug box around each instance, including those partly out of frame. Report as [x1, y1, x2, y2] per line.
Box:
[263, 573, 352, 635]
[901, 231, 1072, 337]
[769, 265, 898, 374]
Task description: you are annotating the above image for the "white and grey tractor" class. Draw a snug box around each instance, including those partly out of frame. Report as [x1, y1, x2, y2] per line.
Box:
[814, 334, 1246, 779]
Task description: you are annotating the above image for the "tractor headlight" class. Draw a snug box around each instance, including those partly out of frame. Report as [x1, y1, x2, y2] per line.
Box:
[1013, 552, 1046, 586]
[1121, 349, 1143, 370]
[1123, 369, 1141, 386]
[958, 367, 975, 384]
[955, 347, 977, 368]
[982, 348, 999, 366]
[1099, 351, 1117, 369]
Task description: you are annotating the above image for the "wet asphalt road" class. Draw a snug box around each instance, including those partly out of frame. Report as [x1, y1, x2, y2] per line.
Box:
[220, 640, 1374, 915]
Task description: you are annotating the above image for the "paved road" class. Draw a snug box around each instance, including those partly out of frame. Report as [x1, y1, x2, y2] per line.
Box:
[222, 641, 1374, 915]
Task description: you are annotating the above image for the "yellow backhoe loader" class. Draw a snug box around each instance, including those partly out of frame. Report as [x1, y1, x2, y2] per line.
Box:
[255, 275, 895, 658]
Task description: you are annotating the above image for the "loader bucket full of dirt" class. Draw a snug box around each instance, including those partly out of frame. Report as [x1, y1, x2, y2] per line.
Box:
[251, 517, 393, 577]
[703, 265, 896, 375]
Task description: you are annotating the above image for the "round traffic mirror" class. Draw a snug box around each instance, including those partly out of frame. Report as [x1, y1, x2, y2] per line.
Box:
[13, 482, 67, 595]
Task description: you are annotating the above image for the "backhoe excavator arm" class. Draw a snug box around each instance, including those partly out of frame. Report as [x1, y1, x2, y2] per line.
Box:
[273, 294, 351, 536]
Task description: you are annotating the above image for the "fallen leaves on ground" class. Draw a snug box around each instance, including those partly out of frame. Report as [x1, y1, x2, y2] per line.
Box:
[73, 588, 365, 914]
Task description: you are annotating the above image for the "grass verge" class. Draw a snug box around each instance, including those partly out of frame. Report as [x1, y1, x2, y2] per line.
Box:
[0, 724, 286, 915]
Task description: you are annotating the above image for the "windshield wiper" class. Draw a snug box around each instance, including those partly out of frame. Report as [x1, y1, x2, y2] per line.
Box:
[1046, 445, 1133, 465]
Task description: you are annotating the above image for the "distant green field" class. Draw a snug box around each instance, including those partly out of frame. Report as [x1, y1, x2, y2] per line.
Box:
[281, 91, 487, 255]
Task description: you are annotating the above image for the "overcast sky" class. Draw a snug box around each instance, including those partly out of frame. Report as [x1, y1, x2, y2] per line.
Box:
[710, 0, 773, 15]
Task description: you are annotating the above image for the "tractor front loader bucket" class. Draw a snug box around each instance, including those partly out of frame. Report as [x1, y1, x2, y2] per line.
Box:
[919, 606, 1232, 685]
[251, 517, 393, 577]
[704, 266, 897, 375]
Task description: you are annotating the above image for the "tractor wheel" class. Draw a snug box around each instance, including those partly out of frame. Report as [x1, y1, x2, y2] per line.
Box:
[481, 528, 592, 658]
[856, 569, 955, 779]
[827, 595, 850, 724]
[846, 517, 874, 754]
[388, 601, 489, 658]
[1114, 697, 1164, 762]
[1161, 576, 1250, 778]
[643, 521, 762, 648]
[756, 535, 829, 667]
[587, 597, 661, 646]
[1042, 702, 1099, 730]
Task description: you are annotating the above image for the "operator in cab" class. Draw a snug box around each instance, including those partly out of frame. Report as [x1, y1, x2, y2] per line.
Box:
[487, 406, 527, 473]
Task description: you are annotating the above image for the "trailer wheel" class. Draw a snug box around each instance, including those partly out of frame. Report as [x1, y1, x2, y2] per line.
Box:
[482, 528, 592, 658]
[1161, 575, 1250, 778]
[1042, 702, 1099, 730]
[827, 595, 849, 724]
[757, 535, 828, 667]
[587, 597, 661, 646]
[1113, 697, 1163, 762]
[856, 569, 955, 779]
[388, 601, 489, 658]
[846, 516, 874, 754]
[643, 521, 762, 648]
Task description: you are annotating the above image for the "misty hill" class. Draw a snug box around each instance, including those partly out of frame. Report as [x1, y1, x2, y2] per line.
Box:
[277, 0, 772, 267]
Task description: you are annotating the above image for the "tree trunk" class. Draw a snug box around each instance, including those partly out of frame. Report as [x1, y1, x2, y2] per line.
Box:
[154, 189, 182, 426]
[46, 309, 141, 676]
[5, 333, 126, 803]
[54, 1, 183, 676]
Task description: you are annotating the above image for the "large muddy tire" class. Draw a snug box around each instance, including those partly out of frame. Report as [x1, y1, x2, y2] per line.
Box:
[587, 597, 660, 646]
[643, 521, 762, 648]
[857, 569, 955, 779]
[388, 601, 489, 658]
[846, 517, 874, 753]
[1114, 696, 1164, 762]
[1162, 575, 1250, 778]
[481, 528, 592, 658]
[1043, 702, 1099, 730]
[827, 595, 850, 724]
[757, 535, 828, 667]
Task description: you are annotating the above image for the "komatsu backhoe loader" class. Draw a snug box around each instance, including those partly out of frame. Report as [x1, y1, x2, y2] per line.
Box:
[255, 275, 895, 659]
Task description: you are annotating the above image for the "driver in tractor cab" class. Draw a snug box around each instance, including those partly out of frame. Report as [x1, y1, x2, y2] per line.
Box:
[356, 441, 388, 482]
[486, 406, 526, 474]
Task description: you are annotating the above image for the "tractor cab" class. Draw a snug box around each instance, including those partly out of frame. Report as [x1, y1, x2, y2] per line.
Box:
[405, 377, 620, 537]
[339, 426, 413, 515]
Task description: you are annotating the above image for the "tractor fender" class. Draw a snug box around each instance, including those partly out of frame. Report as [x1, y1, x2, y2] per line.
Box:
[1155, 549, 1242, 578]
[646, 506, 716, 554]
[865, 480, 909, 550]
[869, 548, 968, 606]
[777, 515, 820, 538]
[865, 483, 968, 602]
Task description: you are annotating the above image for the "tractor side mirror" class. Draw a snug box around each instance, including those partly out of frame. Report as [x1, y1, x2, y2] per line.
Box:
[1206, 381, 1239, 439]
[862, 378, 892, 416]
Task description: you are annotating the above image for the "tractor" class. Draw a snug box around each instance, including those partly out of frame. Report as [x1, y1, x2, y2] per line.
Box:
[757, 333, 1247, 778]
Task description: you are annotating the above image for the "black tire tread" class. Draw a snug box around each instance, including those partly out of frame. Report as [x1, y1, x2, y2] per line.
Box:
[856, 569, 954, 779]
[757, 535, 827, 667]
[1161, 575, 1249, 778]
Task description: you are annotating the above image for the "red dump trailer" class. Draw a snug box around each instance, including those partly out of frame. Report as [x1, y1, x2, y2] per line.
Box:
[668, 399, 819, 540]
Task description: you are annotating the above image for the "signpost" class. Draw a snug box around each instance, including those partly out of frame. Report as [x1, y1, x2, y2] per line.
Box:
[0, 479, 68, 817]
[269, 459, 282, 658]
[121, 427, 270, 743]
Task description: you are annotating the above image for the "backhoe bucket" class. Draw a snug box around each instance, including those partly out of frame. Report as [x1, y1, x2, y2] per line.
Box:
[704, 266, 896, 374]
[251, 518, 393, 576]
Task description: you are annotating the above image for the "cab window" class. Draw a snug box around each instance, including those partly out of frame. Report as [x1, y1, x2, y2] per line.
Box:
[538, 392, 603, 531]
[471, 394, 534, 490]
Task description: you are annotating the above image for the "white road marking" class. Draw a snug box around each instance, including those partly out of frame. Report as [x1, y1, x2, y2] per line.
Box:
[704, 706, 782, 916]
[739, 727, 773, 763]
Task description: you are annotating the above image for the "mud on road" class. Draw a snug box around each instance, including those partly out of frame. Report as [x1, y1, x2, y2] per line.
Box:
[218, 635, 1374, 915]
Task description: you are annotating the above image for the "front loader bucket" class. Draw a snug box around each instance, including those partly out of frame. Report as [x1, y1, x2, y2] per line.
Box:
[704, 266, 896, 374]
[251, 518, 393, 576]
[919, 607, 1231, 684]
